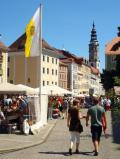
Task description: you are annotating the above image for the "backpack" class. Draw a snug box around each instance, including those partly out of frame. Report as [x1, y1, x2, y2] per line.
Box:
[19, 99, 27, 111]
[63, 100, 68, 109]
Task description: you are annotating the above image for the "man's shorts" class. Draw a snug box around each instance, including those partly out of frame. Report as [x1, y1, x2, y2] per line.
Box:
[91, 125, 102, 142]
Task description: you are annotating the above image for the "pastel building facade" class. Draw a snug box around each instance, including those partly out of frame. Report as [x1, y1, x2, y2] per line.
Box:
[59, 59, 68, 90]
[0, 41, 8, 83]
[8, 34, 62, 88]
[7, 22, 104, 96]
[105, 27, 120, 71]
[79, 59, 91, 95]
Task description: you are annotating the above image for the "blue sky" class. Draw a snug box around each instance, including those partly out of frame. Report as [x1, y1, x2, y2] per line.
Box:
[0, 0, 120, 71]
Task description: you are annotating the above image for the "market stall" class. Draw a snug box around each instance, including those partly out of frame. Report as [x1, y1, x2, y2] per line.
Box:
[0, 83, 27, 133]
[35, 85, 73, 96]
[0, 83, 40, 134]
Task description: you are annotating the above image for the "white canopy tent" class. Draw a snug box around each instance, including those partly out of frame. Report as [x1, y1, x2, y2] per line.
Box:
[0, 83, 26, 94]
[74, 94, 85, 97]
[16, 84, 49, 132]
[35, 85, 73, 96]
[17, 84, 37, 96]
[0, 83, 48, 133]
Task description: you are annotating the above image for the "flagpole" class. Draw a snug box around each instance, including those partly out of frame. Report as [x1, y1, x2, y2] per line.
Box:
[39, 4, 42, 121]
[24, 57, 27, 85]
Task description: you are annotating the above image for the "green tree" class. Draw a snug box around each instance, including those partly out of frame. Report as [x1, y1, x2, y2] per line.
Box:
[113, 55, 120, 86]
[101, 69, 115, 91]
[116, 55, 120, 75]
[114, 76, 120, 86]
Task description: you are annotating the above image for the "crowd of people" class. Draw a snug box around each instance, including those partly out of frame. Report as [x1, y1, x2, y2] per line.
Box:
[0, 93, 112, 154]
[47, 95, 112, 156]
[47, 96, 72, 120]
[47, 95, 112, 119]
[0, 94, 29, 133]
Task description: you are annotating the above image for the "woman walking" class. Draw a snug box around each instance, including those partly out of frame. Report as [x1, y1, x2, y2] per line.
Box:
[67, 99, 85, 155]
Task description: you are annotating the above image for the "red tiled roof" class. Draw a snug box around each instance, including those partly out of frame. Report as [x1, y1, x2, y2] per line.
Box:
[105, 37, 120, 55]
[8, 33, 55, 52]
[91, 66, 99, 75]
[58, 50, 83, 65]
[60, 58, 78, 65]
[0, 41, 9, 52]
[8, 33, 25, 52]
[8, 33, 82, 65]
[42, 39, 55, 50]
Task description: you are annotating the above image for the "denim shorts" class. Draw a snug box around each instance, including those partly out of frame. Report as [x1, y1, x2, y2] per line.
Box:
[91, 125, 102, 142]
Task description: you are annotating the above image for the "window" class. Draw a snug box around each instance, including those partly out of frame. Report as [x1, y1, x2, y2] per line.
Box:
[52, 81, 54, 84]
[43, 80, 45, 86]
[55, 82, 57, 85]
[47, 68, 49, 74]
[52, 58, 54, 63]
[43, 67, 45, 74]
[28, 78, 30, 83]
[56, 59, 57, 64]
[52, 69, 54, 75]
[43, 55, 45, 61]
[47, 56, 49, 62]
[47, 81, 49, 85]
[8, 56, 10, 62]
[56, 70, 57, 75]
[7, 68, 9, 77]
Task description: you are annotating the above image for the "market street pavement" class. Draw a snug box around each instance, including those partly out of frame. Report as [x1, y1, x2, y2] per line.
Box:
[0, 119, 57, 153]
[0, 109, 120, 159]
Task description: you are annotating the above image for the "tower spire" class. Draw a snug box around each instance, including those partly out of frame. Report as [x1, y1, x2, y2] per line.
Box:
[93, 21, 95, 28]
[117, 27, 120, 37]
[90, 22, 98, 43]
[89, 22, 100, 69]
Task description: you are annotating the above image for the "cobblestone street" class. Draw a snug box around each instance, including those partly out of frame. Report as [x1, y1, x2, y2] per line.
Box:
[0, 109, 120, 159]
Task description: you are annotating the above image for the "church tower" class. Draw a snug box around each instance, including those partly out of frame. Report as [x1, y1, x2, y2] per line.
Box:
[89, 22, 100, 69]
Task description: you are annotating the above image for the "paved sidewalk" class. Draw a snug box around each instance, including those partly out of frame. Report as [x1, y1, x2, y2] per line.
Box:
[0, 119, 57, 154]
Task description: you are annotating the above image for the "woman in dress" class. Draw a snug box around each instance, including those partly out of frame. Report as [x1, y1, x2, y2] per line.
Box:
[67, 99, 86, 155]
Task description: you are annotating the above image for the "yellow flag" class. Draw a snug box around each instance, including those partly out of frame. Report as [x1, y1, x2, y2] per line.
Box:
[25, 7, 40, 57]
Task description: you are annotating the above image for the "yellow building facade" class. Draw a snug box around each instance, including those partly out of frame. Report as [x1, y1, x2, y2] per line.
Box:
[78, 61, 91, 95]
[8, 49, 60, 88]
[0, 41, 8, 83]
[2, 52, 8, 83]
